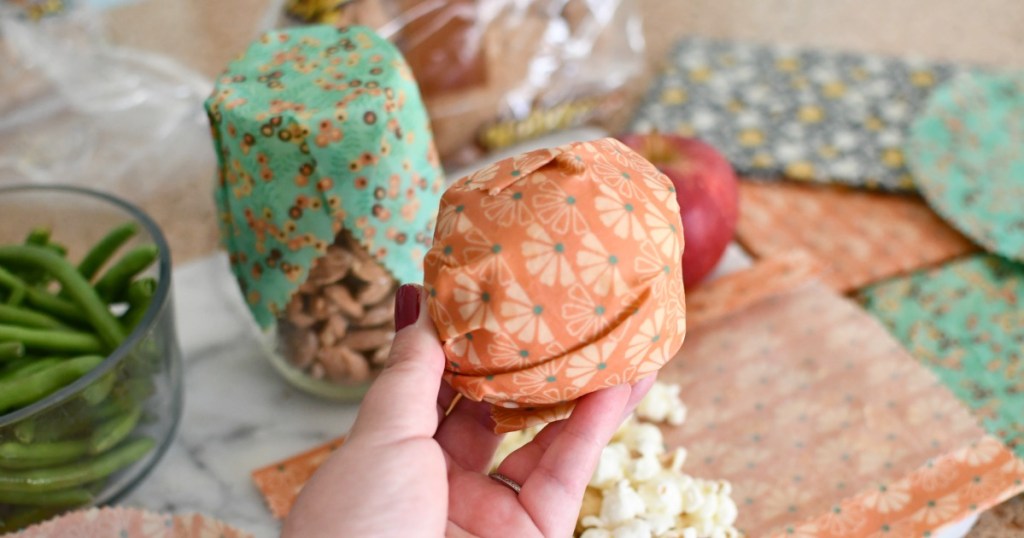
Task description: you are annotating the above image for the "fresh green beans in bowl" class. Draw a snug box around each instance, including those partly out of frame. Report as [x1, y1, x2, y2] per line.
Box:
[0, 185, 183, 532]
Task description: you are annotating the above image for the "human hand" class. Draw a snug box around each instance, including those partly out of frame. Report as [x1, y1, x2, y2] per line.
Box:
[282, 284, 655, 538]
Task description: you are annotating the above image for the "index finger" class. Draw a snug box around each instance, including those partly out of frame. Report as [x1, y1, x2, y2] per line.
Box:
[518, 384, 632, 537]
[349, 285, 444, 444]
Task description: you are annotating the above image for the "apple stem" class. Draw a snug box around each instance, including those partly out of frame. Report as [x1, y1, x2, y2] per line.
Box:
[645, 132, 674, 165]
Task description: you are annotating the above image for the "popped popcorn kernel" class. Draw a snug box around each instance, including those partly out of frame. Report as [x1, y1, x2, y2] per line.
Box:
[491, 382, 741, 537]
[636, 381, 687, 425]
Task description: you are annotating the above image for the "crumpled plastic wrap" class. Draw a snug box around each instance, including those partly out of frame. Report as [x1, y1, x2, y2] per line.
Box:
[330, 0, 646, 166]
[0, 6, 212, 192]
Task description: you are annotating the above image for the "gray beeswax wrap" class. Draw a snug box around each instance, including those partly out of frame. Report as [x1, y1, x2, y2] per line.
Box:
[631, 37, 966, 191]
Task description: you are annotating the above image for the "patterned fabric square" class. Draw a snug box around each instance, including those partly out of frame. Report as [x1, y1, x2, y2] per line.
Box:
[631, 37, 966, 191]
[908, 72, 1024, 262]
[861, 254, 1024, 459]
[667, 258, 1024, 535]
[736, 179, 976, 292]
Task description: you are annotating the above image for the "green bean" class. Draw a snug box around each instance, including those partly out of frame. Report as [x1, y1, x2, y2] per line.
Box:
[0, 266, 26, 307]
[0, 506, 62, 533]
[0, 487, 92, 506]
[0, 357, 33, 379]
[0, 358, 63, 383]
[81, 372, 115, 406]
[0, 440, 89, 466]
[0, 325, 103, 355]
[24, 228, 50, 247]
[43, 243, 68, 258]
[0, 437, 154, 492]
[77, 222, 138, 281]
[12, 420, 35, 444]
[0, 245, 125, 348]
[19, 229, 53, 285]
[0, 342, 23, 362]
[11, 401, 121, 445]
[0, 356, 103, 414]
[4, 286, 25, 306]
[89, 407, 141, 454]
[94, 245, 158, 303]
[25, 289, 88, 324]
[121, 278, 156, 331]
[0, 304, 70, 330]
[0, 456, 83, 470]
[1, 265, 86, 324]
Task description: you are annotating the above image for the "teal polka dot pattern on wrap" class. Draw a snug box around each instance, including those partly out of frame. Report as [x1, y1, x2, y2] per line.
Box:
[206, 25, 444, 328]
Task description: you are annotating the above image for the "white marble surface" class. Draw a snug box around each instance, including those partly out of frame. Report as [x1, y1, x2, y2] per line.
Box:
[117, 244, 754, 538]
[121, 253, 359, 537]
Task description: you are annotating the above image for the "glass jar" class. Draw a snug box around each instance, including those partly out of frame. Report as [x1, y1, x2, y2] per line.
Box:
[0, 185, 183, 532]
[260, 230, 395, 401]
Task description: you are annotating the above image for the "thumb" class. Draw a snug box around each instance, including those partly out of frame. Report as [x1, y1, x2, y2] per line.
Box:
[349, 284, 446, 443]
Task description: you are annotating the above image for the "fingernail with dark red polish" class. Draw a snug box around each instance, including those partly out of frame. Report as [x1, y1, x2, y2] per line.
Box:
[394, 284, 421, 331]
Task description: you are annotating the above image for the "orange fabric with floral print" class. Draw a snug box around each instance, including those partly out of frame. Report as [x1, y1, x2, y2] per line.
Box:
[423, 138, 687, 433]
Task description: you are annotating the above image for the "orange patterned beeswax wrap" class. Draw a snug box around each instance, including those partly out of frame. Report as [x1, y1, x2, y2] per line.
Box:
[736, 180, 976, 293]
[661, 261, 1024, 536]
[251, 437, 346, 519]
[424, 138, 686, 433]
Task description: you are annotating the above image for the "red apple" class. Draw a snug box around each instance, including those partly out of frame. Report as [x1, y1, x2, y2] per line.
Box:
[617, 133, 739, 288]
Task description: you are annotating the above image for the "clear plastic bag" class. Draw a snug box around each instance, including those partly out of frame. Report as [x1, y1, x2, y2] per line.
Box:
[0, 5, 212, 192]
[335, 0, 646, 165]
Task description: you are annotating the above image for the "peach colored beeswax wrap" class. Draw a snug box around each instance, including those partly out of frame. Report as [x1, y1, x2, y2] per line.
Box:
[736, 180, 976, 292]
[424, 138, 687, 433]
[251, 437, 346, 519]
[662, 258, 1024, 536]
[3, 507, 252, 538]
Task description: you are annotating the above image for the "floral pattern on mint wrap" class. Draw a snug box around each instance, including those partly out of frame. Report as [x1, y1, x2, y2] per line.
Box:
[206, 25, 444, 327]
[861, 254, 1024, 458]
[907, 72, 1024, 262]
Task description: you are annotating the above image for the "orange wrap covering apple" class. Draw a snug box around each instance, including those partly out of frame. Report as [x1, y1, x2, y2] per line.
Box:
[423, 138, 687, 433]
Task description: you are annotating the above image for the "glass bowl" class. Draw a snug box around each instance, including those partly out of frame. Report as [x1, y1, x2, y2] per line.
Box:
[0, 184, 183, 532]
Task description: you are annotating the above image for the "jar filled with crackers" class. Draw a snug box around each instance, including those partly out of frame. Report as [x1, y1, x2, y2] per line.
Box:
[205, 25, 444, 400]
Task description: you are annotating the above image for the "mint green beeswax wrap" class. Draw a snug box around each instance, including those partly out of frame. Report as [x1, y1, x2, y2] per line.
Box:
[861, 254, 1024, 458]
[207, 25, 444, 327]
[907, 72, 1024, 262]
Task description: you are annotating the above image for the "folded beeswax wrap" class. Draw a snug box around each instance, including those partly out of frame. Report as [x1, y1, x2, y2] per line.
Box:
[631, 37, 965, 191]
[251, 437, 346, 519]
[1, 507, 252, 538]
[207, 25, 444, 327]
[424, 138, 687, 433]
[861, 254, 1024, 460]
[907, 72, 1024, 262]
[736, 179, 976, 292]
[662, 256, 1024, 536]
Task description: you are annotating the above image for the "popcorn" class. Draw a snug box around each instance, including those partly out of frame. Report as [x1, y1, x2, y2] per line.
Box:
[601, 480, 647, 524]
[635, 382, 687, 425]
[592, 444, 631, 488]
[612, 519, 655, 538]
[490, 382, 742, 537]
[620, 422, 665, 458]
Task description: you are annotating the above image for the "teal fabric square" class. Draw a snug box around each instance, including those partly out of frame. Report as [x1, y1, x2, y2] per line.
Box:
[908, 72, 1024, 262]
[861, 255, 1024, 457]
